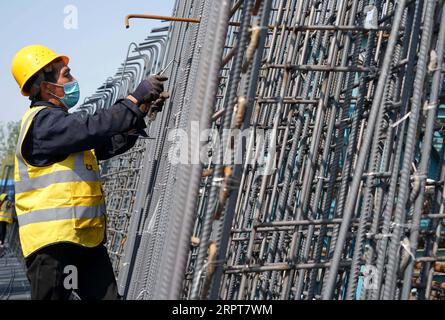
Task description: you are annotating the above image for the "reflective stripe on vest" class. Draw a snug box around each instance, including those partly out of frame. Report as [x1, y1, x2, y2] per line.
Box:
[0, 201, 13, 224]
[14, 152, 99, 193]
[17, 204, 105, 226]
[15, 106, 106, 257]
[0, 214, 12, 223]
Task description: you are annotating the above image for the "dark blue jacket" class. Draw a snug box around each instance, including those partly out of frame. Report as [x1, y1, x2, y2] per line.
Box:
[22, 99, 147, 166]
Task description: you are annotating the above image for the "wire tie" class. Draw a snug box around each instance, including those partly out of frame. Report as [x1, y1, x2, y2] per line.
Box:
[400, 239, 415, 261]
[390, 111, 411, 128]
[423, 101, 437, 111]
[212, 177, 225, 186]
[391, 222, 410, 229]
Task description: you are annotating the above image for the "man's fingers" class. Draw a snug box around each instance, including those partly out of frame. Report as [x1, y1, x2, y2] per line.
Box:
[148, 91, 169, 104]
[152, 83, 165, 93]
[160, 91, 170, 99]
[154, 75, 169, 82]
[153, 98, 165, 108]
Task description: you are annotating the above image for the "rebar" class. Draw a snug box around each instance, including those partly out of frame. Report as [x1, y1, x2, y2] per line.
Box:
[57, 0, 445, 300]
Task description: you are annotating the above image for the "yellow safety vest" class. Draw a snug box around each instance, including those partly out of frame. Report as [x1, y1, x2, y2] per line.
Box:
[14, 106, 106, 257]
[0, 200, 13, 224]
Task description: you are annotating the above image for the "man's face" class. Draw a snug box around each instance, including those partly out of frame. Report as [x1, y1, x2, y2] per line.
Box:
[42, 60, 75, 99]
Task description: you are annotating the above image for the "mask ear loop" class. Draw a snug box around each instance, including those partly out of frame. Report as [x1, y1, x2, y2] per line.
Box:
[46, 88, 64, 100]
[43, 81, 70, 109]
[43, 81, 65, 99]
[43, 63, 64, 98]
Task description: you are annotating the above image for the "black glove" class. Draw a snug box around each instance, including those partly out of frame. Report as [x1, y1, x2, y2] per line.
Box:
[150, 91, 170, 112]
[131, 75, 168, 105]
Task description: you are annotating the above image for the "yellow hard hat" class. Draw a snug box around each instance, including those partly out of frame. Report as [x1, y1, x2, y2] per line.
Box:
[11, 45, 69, 96]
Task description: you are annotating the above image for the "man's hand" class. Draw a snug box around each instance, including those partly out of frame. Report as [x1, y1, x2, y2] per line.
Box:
[129, 75, 168, 106]
[151, 91, 170, 112]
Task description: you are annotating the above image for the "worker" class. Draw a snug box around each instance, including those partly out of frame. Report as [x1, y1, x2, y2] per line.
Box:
[11, 44, 168, 300]
[0, 193, 6, 209]
[0, 193, 13, 255]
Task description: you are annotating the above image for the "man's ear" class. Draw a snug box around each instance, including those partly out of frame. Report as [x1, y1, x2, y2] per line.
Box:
[40, 81, 49, 93]
[41, 81, 56, 95]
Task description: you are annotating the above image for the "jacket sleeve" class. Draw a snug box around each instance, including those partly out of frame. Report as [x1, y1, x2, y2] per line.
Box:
[93, 132, 141, 161]
[26, 99, 147, 161]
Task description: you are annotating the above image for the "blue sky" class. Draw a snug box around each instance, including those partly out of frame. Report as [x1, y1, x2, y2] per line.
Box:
[0, 0, 175, 122]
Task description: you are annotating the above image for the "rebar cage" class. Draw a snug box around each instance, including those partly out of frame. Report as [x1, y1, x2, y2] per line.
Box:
[59, 0, 445, 300]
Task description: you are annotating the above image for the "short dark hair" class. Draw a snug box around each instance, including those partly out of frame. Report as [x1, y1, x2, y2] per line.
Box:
[27, 59, 61, 102]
